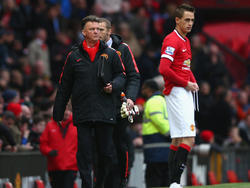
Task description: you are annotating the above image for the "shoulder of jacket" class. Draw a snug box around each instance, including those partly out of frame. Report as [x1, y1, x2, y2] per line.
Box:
[69, 49, 82, 59]
[107, 46, 117, 52]
[121, 42, 128, 47]
[116, 43, 131, 56]
[105, 47, 118, 57]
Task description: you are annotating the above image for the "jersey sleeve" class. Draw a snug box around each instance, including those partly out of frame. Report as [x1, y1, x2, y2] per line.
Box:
[190, 71, 196, 83]
[161, 37, 178, 62]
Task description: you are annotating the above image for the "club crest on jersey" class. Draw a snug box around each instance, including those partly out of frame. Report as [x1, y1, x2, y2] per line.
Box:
[165, 46, 175, 55]
[116, 51, 121, 57]
[101, 53, 108, 60]
[183, 59, 191, 67]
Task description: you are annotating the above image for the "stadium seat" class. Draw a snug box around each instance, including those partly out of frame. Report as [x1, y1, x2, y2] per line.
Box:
[208, 171, 219, 185]
[74, 182, 78, 188]
[227, 170, 242, 183]
[191, 173, 202, 186]
[34, 180, 45, 188]
[3, 182, 13, 188]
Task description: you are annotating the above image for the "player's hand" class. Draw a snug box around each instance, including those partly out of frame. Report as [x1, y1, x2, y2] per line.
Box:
[185, 81, 199, 92]
[103, 83, 112, 93]
[126, 99, 134, 111]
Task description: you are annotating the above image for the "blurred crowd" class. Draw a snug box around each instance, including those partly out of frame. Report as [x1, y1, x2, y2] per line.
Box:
[0, 0, 249, 154]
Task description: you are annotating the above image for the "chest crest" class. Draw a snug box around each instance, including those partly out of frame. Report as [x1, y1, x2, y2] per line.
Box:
[101, 53, 109, 60]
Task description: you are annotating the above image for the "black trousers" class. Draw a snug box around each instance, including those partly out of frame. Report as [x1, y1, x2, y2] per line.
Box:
[77, 122, 114, 188]
[48, 170, 77, 188]
[104, 118, 134, 188]
[145, 162, 169, 188]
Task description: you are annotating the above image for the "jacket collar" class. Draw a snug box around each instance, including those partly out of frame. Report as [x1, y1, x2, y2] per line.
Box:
[80, 39, 107, 52]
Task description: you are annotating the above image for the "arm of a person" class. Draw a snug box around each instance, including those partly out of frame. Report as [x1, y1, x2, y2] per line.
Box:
[39, 125, 53, 156]
[121, 44, 140, 102]
[110, 51, 126, 92]
[190, 71, 197, 83]
[147, 99, 170, 135]
[53, 51, 74, 121]
[159, 58, 188, 87]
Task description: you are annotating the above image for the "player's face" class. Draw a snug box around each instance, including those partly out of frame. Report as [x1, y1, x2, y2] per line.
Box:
[82, 21, 100, 43]
[99, 22, 111, 42]
[176, 11, 194, 35]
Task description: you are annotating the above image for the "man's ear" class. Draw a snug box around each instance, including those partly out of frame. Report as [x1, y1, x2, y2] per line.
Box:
[175, 17, 180, 24]
[82, 30, 86, 37]
[108, 29, 112, 36]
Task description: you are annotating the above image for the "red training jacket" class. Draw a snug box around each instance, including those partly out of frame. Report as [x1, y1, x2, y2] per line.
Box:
[40, 115, 78, 171]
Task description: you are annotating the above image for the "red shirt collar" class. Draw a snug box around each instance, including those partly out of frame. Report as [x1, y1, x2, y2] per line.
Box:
[82, 40, 100, 62]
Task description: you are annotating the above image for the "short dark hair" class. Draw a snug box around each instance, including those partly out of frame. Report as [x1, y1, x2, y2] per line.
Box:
[174, 3, 195, 19]
[99, 17, 112, 29]
[143, 79, 159, 92]
[81, 15, 100, 30]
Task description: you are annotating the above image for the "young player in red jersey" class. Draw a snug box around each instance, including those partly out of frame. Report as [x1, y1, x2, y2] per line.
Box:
[159, 4, 199, 188]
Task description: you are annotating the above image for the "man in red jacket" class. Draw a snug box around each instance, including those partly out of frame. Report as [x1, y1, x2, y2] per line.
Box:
[40, 104, 78, 188]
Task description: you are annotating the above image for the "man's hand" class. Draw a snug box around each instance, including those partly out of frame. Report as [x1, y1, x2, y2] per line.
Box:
[48, 150, 58, 157]
[185, 81, 199, 92]
[103, 83, 112, 93]
[126, 99, 134, 111]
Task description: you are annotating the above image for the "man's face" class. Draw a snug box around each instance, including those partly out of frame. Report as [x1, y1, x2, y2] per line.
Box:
[82, 22, 100, 43]
[176, 11, 194, 34]
[99, 22, 111, 42]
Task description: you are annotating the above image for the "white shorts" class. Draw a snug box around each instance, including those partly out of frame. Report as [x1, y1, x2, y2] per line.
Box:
[165, 87, 196, 138]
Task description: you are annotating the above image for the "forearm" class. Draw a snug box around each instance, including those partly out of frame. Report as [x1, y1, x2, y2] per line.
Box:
[159, 58, 188, 87]
[125, 72, 140, 102]
[152, 116, 170, 135]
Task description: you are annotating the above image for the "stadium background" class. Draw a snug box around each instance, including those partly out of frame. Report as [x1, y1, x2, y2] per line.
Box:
[0, 0, 249, 187]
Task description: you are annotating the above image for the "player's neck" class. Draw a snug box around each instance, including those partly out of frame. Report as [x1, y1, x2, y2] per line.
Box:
[175, 27, 187, 38]
[86, 39, 99, 48]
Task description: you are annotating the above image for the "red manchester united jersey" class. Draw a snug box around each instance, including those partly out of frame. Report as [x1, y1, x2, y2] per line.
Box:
[160, 29, 195, 95]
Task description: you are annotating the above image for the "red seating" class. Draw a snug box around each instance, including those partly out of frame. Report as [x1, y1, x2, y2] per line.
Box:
[208, 171, 218, 185]
[248, 170, 250, 182]
[191, 173, 202, 186]
[34, 180, 45, 188]
[4, 182, 13, 188]
[74, 182, 78, 188]
[227, 170, 242, 183]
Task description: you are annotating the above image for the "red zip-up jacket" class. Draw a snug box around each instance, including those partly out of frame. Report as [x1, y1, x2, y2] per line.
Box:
[40, 115, 78, 171]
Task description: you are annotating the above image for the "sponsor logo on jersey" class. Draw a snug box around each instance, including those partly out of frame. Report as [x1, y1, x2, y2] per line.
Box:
[101, 53, 108, 60]
[165, 46, 175, 55]
[182, 49, 187, 52]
